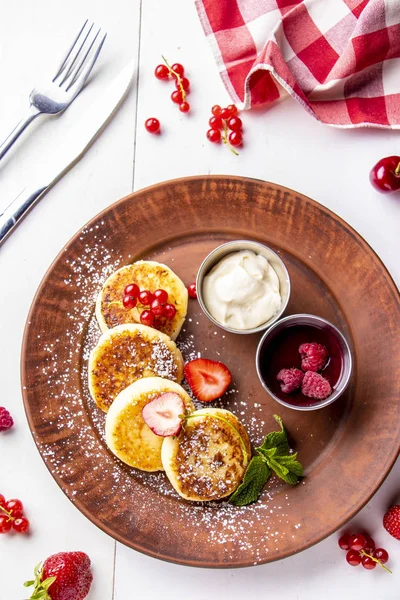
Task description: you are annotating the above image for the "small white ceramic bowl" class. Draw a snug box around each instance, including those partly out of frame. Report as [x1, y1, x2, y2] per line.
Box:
[196, 239, 290, 335]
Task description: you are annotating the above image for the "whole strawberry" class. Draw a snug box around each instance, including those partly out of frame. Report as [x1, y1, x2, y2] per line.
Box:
[25, 551, 93, 600]
[383, 505, 400, 540]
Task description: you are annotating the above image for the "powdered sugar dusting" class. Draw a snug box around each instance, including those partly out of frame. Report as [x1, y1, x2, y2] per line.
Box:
[27, 227, 302, 565]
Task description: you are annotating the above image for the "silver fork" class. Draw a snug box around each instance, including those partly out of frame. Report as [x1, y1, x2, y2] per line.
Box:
[0, 20, 106, 161]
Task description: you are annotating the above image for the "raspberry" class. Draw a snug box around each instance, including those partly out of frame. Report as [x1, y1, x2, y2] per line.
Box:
[301, 371, 331, 400]
[383, 505, 400, 540]
[299, 342, 328, 372]
[276, 368, 304, 393]
[0, 407, 14, 432]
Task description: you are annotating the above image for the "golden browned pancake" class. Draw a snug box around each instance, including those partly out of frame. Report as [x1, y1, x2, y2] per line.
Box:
[105, 377, 194, 471]
[161, 408, 251, 501]
[88, 323, 183, 412]
[95, 261, 188, 340]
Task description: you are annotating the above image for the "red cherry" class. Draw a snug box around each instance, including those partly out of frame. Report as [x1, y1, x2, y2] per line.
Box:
[153, 289, 168, 303]
[151, 298, 166, 316]
[0, 515, 12, 534]
[338, 533, 350, 550]
[348, 534, 366, 551]
[361, 555, 377, 570]
[220, 107, 231, 120]
[171, 90, 184, 104]
[139, 290, 153, 306]
[228, 131, 243, 147]
[187, 283, 197, 299]
[175, 77, 190, 91]
[155, 64, 170, 80]
[373, 548, 389, 563]
[145, 118, 160, 134]
[5, 499, 23, 518]
[226, 104, 238, 116]
[346, 549, 361, 566]
[207, 129, 221, 143]
[209, 116, 222, 129]
[179, 102, 190, 113]
[171, 63, 184, 77]
[124, 283, 140, 298]
[227, 116, 242, 131]
[164, 303, 177, 320]
[122, 295, 137, 309]
[140, 310, 155, 327]
[370, 155, 400, 193]
[211, 105, 222, 117]
[13, 516, 30, 533]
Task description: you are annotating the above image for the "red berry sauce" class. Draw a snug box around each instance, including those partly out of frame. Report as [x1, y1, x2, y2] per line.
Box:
[259, 324, 343, 406]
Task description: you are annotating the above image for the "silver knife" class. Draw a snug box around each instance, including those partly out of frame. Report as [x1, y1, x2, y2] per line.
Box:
[0, 61, 134, 246]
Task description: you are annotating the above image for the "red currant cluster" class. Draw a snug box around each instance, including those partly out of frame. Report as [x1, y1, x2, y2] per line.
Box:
[0, 495, 29, 534]
[206, 104, 243, 154]
[122, 283, 177, 328]
[338, 532, 391, 572]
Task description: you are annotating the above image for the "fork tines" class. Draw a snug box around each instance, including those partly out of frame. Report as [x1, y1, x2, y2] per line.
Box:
[53, 20, 107, 91]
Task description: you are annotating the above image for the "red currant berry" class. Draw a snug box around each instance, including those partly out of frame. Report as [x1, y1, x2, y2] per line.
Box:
[227, 116, 242, 131]
[145, 118, 160, 134]
[140, 310, 155, 327]
[139, 290, 153, 306]
[171, 90, 184, 104]
[0, 515, 12, 534]
[155, 64, 170, 80]
[373, 548, 389, 563]
[187, 283, 197, 299]
[362, 555, 377, 570]
[338, 534, 350, 550]
[176, 77, 190, 91]
[226, 104, 238, 116]
[346, 549, 361, 566]
[5, 499, 23, 518]
[179, 102, 190, 113]
[124, 283, 140, 298]
[211, 105, 222, 117]
[348, 534, 366, 551]
[207, 128, 221, 143]
[370, 156, 400, 193]
[209, 116, 222, 129]
[171, 63, 184, 77]
[228, 131, 243, 147]
[151, 298, 166, 316]
[13, 516, 29, 533]
[122, 295, 137, 309]
[163, 303, 177, 320]
[220, 107, 231, 120]
[363, 535, 376, 552]
[0, 494, 6, 508]
[153, 289, 168, 303]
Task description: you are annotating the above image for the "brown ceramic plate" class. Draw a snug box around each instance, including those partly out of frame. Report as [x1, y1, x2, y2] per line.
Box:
[21, 176, 400, 568]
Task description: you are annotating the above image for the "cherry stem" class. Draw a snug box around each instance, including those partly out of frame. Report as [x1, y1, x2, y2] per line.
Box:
[395, 161, 400, 176]
[161, 55, 186, 101]
[222, 122, 239, 156]
[360, 549, 392, 573]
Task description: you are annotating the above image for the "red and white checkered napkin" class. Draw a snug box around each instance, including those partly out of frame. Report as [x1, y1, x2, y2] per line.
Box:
[195, 0, 400, 128]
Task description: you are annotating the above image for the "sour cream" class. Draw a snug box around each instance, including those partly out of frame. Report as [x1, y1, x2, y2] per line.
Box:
[202, 250, 281, 330]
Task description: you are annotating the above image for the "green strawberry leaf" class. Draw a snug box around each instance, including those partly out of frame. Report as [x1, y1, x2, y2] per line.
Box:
[229, 456, 271, 506]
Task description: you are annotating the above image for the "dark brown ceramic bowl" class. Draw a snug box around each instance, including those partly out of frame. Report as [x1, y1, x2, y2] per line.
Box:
[21, 176, 400, 568]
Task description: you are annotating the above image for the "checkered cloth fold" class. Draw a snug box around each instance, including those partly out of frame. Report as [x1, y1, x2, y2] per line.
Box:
[195, 0, 400, 128]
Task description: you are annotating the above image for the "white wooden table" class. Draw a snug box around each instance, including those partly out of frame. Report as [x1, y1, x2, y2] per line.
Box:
[0, 1, 399, 598]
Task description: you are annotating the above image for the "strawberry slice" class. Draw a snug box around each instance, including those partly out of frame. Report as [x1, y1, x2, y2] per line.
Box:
[142, 392, 184, 437]
[184, 358, 232, 402]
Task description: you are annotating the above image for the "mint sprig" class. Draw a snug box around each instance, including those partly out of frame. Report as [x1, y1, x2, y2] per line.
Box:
[229, 414, 303, 506]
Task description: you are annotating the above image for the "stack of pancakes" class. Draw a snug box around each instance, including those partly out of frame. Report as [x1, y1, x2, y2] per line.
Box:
[89, 260, 250, 502]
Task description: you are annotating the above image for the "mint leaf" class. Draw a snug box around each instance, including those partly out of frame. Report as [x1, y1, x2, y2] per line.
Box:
[256, 414, 289, 456]
[229, 456, 271, 506]
[267, 453, 303, 484]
